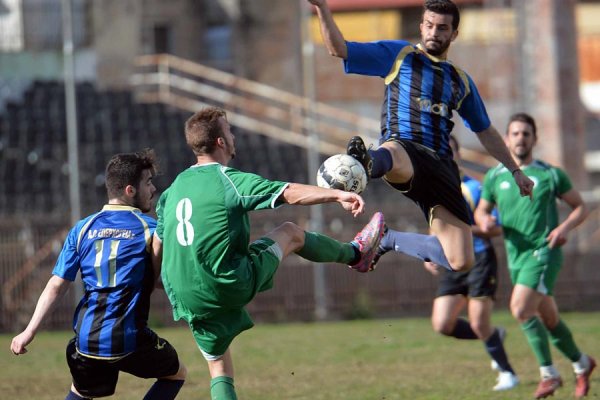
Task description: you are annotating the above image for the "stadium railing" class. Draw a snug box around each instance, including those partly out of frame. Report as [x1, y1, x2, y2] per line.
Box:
[129, 53, 498, 178]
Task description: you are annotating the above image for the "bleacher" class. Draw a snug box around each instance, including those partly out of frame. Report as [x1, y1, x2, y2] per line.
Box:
[2, 79, 600, 332]
[0, 79, 423, 331]
[0, 79, 329, 217]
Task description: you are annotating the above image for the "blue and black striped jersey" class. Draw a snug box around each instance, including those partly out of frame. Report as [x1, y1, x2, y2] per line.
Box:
[53, 205, 155, 359]
[344, 40, 491, 158]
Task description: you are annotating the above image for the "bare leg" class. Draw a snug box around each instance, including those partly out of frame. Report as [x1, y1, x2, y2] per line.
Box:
[379, 141, 414, 184]
[263, 222, 306, 258]
[468, 298, 495, 340]
[206, 348, 235, 379]
[430, 206, 474, 272]
[431, 295, 467, 336]
[510, 284, 544, 323]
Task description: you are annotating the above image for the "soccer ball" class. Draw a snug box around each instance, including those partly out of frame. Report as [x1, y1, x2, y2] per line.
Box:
[316, 154, 367, 194]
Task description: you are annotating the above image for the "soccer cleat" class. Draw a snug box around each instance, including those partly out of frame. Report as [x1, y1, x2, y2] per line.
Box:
[534, 376, 563, 399]
[371, 246, 387, 269]
[575, 356, 596, 399]
[370, 225, 389, 269]
[493, 371, 519, 391]
[347, 136, 373, 179]
[349, 212, 385, 273]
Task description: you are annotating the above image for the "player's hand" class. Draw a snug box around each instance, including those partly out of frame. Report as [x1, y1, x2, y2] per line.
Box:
[336, 191, 365, 217]
[423, 261, 440, 276]
[10, 330, 34, 355]
[306, 0, 326, 6]
[546, 227, 568, 248]
[513, 169, 534, 199]
[477, 213, 497, 233]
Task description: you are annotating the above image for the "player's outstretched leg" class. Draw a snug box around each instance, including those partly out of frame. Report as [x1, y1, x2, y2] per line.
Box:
[370, 225, 453, 271]
[370, 225, 388, 268]
[347, 136, 372, 179]
[349, 212, 385, 273]
[347, 135, 396, 182]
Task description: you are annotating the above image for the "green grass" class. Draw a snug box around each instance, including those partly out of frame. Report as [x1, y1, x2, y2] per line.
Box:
[3, 311, 599, 399]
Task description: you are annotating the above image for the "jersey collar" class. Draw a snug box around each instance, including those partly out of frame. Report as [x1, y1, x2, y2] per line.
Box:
[191, 162, 220, 168]
[102, 204, 141, 212]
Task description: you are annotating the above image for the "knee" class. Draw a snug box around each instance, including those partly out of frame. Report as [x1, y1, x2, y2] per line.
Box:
[280, 222, 304, 248]
[431, 318, 454, 336]
[469, 321, 488, 339]
[447, 254, 474, 273]
[539, 314, 559, 330]
[510, 304, 532, 323]
[175, 362, 188, 380]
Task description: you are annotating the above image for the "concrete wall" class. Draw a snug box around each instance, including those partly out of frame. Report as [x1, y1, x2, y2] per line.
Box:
[92, 0, 142, 89]
[230, 0, 303, 94]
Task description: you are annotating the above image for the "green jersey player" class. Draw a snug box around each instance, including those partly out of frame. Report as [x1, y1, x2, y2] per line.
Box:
[476, 113, 595, 399]
[153, 107, 385, 400]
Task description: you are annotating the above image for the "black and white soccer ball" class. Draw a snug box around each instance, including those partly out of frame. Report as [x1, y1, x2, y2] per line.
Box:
[316, 154, 367, 194]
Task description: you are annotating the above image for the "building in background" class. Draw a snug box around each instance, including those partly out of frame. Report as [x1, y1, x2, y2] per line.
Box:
[1, 0, 600, 331]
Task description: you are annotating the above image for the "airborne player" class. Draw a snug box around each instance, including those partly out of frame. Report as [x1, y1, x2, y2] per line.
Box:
[308, 0, 534, 274]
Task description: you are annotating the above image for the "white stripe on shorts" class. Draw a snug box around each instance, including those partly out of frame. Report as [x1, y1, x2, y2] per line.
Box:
[199, 345, 224, 361]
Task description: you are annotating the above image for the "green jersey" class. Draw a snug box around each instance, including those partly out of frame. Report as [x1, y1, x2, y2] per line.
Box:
[156, 163, 288, 321]
[481, 160, 572, 270]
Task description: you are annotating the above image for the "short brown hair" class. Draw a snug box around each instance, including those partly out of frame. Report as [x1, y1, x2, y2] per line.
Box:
[507, 112, 537, 138]
[184, 107, 227, 156]
[105, 148, 158, 199]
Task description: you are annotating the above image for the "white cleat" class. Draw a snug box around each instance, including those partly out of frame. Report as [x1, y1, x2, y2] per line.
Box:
[493, 371, 520, 391]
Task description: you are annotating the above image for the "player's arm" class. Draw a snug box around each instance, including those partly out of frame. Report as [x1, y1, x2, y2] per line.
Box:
[471, 223, 502, 238]
[151, 233, 164, 290]
[474, 197, 498, 234]
[280, 183, 364, 217]
[10, 275, 71, 355]
[475, 126, 534, 198]
[546, 188, 589, 248]
[307, 0, 348, 59]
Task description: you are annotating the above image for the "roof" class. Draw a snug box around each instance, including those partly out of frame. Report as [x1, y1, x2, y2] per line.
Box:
[326, 0, 483, 12]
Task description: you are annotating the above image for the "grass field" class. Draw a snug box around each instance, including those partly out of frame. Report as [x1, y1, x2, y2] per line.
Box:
[3, 311, 599, 399]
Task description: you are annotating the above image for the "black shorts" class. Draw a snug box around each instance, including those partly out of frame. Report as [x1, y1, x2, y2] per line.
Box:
[66, 328, 180, 398]
[436, 246, 498, 298]
[384, 139, 471, 225]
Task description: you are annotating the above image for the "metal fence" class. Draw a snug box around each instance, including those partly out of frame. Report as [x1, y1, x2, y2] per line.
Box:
[3, 193, 600, 334]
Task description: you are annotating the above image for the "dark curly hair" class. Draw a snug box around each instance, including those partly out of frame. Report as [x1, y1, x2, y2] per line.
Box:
[105, 148, 158, 198]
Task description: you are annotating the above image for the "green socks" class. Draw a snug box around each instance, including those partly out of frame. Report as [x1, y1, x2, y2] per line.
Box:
[521, 317, 583, 368]
[295, 231, 356, 264]
[521, 317, 553, 366]
[548, 319, 582, 362]
[211, 376, 237, 400]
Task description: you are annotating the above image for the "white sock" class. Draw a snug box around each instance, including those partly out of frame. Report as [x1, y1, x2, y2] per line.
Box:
[540, 365, 560, 379]
[573, 354, 589, 375]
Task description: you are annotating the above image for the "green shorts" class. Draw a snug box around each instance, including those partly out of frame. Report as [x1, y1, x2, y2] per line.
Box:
[185, 237, 281, 357]
[509, 245, 562, 295]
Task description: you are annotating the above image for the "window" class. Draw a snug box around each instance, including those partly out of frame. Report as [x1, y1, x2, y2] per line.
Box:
[153, 24, 172, 54]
